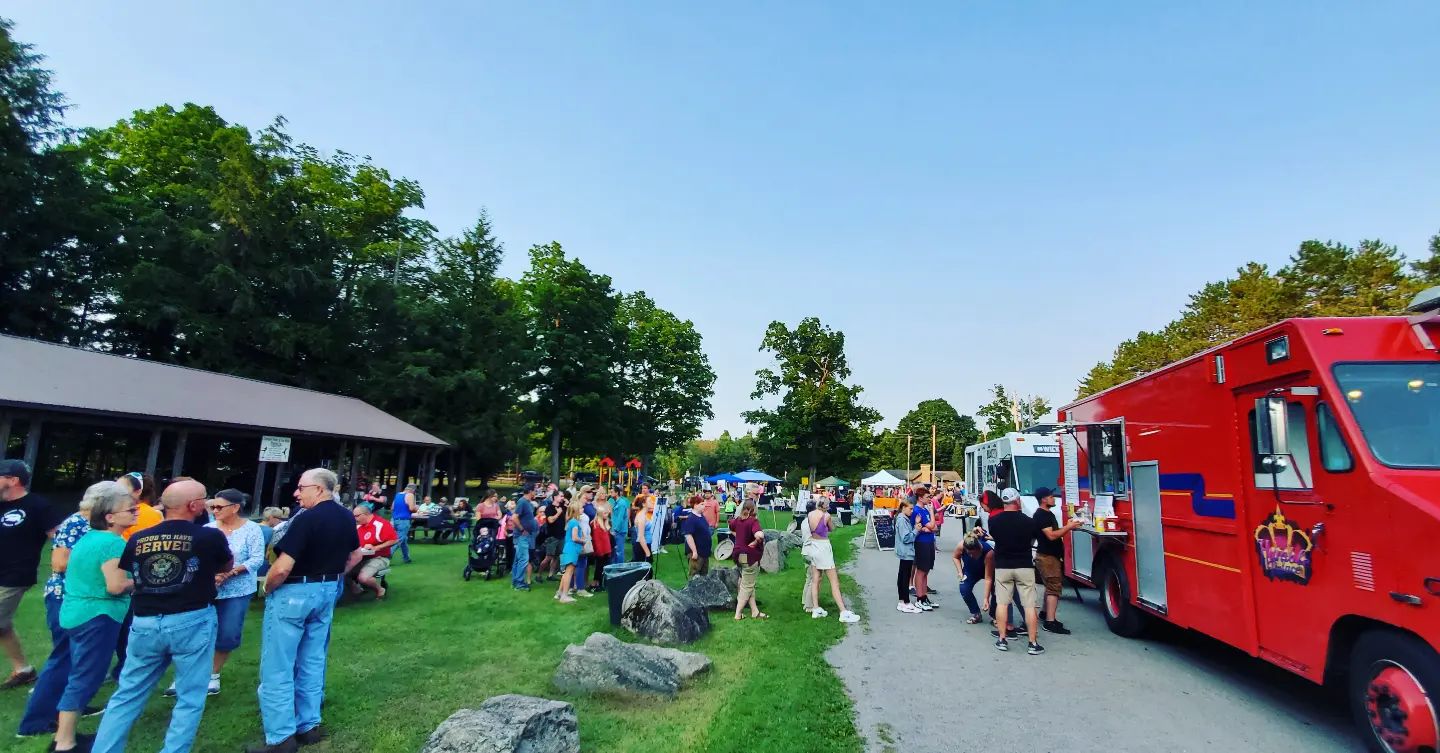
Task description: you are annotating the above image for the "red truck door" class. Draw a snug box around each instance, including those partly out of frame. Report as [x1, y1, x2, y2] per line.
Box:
[1237, 388, 1347, 680]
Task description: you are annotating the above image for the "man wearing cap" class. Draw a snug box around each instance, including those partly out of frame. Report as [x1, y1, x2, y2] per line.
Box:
[988, 487, 1045, 655]
[1033, 487, 1084, 635]
[247, 468, 361, 753]
[0, 459, 60, 690]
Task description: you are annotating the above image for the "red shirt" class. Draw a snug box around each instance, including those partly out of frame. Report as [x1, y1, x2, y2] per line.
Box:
[358, 517, 398, 558]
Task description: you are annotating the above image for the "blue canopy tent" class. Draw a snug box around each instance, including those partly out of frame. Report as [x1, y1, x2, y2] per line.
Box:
[736, 469, 782, 483]
[704, 472, 744, 483]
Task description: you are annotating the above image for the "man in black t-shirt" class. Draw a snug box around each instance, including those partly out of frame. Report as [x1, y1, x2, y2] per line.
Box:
[988, 488, 1045, 656]
[93, 478, 232, 753]
[0, 459, 60, 690]
[1032, 487, 1083, 635]
[249, 468, 361, 753]
[682, 495, 713, 578]
[539, 497, 565, 580]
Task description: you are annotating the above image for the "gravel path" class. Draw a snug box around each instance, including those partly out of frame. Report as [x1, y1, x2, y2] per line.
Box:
[827, 524, 1357, 753]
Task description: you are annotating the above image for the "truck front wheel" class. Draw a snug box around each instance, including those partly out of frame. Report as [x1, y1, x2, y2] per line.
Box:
[1349, 630, 1439, 753]
[1097, 558, 1147, 638]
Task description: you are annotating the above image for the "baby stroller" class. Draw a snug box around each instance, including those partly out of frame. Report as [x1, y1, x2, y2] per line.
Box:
[463, 518, 504, 581]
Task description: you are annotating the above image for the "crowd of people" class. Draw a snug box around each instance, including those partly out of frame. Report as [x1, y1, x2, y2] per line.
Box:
[891, 482, 1080, 658]
[0, 458, 368, 753]
[0, 458, 869, 752]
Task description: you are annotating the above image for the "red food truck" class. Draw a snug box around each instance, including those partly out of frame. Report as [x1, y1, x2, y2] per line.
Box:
[1058, 289, 1440, 753]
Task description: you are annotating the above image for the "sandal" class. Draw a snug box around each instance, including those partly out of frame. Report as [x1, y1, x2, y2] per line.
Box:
[734, 614, 746, 621]
[966, 614, 982, 624]
[754, 612, 769, 620]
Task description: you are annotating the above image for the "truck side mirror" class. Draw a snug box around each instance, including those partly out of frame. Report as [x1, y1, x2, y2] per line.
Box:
[1255, 396, 1289, 456]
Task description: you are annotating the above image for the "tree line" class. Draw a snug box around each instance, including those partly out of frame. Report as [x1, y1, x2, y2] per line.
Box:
[1079, 236, 1440, 397]
[0, 19, 715, 481]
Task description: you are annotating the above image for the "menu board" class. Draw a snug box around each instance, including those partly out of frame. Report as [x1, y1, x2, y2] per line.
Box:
[872, 510, 895, 551]
[1062, 433, 1080, 514]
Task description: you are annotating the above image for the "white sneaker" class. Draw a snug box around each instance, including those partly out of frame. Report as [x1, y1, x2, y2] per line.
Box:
[576, 589, 594, 598]
[838, 610, 860, 623]
[811, 607, 829, 619]
[897, 602, 921, 614]
[207, 674, 220, 696]
[162, 682, 177, 698]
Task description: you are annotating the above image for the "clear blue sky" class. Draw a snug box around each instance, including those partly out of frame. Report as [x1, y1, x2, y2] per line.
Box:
[11, 2, 1440, 437]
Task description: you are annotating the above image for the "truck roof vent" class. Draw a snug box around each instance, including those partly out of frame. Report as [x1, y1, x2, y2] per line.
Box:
[1406, 285, 1440, 314]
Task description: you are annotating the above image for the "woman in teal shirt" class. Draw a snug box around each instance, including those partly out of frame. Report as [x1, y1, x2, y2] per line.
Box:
[17, 481, 135, 752]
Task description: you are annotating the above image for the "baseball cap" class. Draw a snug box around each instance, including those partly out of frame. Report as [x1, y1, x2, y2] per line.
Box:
[1033, 487, 1056, 500]
[0, 459, 31, 486]
[1000, 488, 1021, 504]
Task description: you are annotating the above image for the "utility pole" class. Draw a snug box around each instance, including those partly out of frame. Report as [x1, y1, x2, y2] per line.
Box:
[931, 423, 937, 485]
[905, 433, 913, 485]
[392, 236, 402, 285]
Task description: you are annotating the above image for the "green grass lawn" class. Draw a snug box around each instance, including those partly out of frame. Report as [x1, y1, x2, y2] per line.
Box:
[2, 514, 863, 752]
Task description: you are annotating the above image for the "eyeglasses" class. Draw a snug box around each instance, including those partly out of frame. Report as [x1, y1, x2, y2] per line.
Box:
[296, 484, 322, 492]
[207, 502, 238, 512]
[185, 496, 207, 506]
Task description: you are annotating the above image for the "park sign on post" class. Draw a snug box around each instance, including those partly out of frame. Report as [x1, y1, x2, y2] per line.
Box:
[258, 435, 292, 463]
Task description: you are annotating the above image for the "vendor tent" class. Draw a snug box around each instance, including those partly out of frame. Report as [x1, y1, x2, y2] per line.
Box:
[861, 470, 907, 486]
[705, 472, 744, 483]
[816, 476, 851, 488]
[736, 469, 782, 483]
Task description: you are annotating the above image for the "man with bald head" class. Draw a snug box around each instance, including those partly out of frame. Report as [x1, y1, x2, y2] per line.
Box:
[247, 468, 360, 753]
[92, 478, 232, 753]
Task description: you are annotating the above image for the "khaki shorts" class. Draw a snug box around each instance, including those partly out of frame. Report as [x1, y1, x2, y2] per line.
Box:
[0, 585, 29, 632]
[1035, 554, 1064, 597]
[353, 556, 390, 580]
[803, 538, 836, 570]
[737, 563, 759, 605]
[995, 567, 1037, 610]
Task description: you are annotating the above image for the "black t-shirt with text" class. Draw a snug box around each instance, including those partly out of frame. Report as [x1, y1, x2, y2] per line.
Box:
[989, 510, 1039, 570]
[273, 499, 360, 578]
[1032, 507, 1065, 559]
[121, 520, 232, 617]
[0, 493, 60, 587]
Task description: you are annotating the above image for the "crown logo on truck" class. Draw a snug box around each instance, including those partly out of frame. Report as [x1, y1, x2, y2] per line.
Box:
[1253, 509, 1314, 585]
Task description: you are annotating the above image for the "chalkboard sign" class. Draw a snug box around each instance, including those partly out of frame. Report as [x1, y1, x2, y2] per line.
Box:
[872, 510, 895, 551]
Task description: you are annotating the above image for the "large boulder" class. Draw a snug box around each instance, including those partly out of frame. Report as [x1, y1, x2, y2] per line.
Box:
[681, 571, 735, 609]
[551, 633, 710, 697]
[712, 565, 740, 595]
[620, 579, 710, 644]
[759, 539, 785, 573]
[420, 695, 578, 753]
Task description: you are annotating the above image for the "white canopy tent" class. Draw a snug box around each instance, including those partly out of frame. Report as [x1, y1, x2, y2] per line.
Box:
[860, 470, 907, 487]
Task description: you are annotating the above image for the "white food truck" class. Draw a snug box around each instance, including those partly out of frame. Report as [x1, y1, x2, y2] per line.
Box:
[963, 426, 1063, 525]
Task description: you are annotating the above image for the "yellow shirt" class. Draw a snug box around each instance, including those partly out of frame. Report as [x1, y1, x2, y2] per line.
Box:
[122, 502, 163, 540]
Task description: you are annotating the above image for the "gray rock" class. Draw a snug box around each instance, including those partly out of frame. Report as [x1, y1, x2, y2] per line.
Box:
[620, 579, 710, 644]
[713, 565, 740, 595]
[762, 529, 790, 553]
[681, 571, 735, 609]
[420, 695, 578, 753]
[551, 633, 711, 697]
[759, 539, 785, 573]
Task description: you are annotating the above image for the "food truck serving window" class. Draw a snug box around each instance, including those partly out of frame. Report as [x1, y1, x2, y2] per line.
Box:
[1086, 424, 1126, 495]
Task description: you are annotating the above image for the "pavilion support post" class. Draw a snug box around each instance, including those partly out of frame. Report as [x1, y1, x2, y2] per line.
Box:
[421, 449, 436, 497]
[349, 444, 361, 500]
[145, 428, 162, 479]
[22, 417, 43, 469]
[171, 429, 188, 478]
[253, 462, 268, 512]
[0, 412, 11, 456]
[396, 446, 409, 492]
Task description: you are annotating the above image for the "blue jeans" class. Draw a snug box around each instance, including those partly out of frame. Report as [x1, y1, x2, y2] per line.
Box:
[93, 606, 217, 753]
[214, 594, 253, 653]
[18, 615, 122, 734]
[259, 581, 336, 745]
[392, 519, 412, 562]
[511, 531, 534, 587]
[577, 556, 589, 588]
[611, 535, 628, 565]
[44, 593, 63, 647]
[959, 575, 983, 616]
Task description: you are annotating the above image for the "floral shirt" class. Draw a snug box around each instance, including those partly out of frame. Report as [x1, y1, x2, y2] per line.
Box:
[44, 512, 91, 599]
[206, 519, 267, 600]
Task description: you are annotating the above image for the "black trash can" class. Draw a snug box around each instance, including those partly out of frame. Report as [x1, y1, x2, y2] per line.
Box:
[839, 508, 853, 526]
[603, 562, 652, 626]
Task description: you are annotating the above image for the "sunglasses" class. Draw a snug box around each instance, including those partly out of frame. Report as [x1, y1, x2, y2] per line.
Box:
[207, 501, 239, 512]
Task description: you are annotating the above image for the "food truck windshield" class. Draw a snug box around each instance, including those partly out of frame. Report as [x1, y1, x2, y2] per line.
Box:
[1012, 456, 1060, 497]
[1334, 361, 1440, 469]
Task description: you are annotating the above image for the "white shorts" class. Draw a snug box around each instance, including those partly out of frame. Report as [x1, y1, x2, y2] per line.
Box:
[804, 538, 836, 570]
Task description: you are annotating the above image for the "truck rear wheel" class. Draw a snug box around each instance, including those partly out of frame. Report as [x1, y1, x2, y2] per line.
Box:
[1349, 630, 1439, 753]
[1098, 558, 1147, 638]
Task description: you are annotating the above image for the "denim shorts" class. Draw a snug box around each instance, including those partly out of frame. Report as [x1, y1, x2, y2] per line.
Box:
[214, 594, 254, 653]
